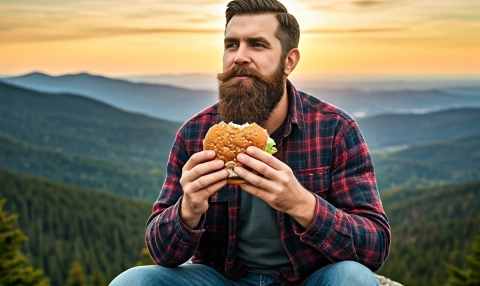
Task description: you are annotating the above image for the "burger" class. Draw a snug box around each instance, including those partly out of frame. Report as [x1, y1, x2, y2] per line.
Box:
[203, 121, 277, 184]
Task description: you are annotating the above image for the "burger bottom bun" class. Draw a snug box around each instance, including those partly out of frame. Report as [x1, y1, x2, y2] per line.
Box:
[227, 178, 247, 185]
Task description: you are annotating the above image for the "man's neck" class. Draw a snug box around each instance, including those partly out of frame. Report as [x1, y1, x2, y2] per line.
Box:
[265, 85, 289, 135]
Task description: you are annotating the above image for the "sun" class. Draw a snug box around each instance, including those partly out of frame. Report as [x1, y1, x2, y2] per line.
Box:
[280, 0, 320, 30]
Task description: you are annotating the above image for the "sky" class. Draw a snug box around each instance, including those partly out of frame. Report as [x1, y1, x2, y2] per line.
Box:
[0, 0, 479, 78]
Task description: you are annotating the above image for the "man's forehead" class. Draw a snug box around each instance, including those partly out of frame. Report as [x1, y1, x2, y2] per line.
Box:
[225, 13, 279, 37]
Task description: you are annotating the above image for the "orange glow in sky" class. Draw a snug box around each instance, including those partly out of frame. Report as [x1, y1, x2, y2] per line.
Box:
[0, 0, 479, 77]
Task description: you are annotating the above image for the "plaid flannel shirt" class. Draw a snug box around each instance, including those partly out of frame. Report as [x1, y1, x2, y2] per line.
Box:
[146, 81, 391, 285]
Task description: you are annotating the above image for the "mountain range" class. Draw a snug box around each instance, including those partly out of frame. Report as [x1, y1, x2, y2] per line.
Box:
[1, 72, 480, 286]
[2, 72, 480, 122]
[2, 80, 480, 199]
[0, 72, 217, 122]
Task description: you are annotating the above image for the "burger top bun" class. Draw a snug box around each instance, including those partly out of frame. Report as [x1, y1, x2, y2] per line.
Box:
[203, 121, 269, 184]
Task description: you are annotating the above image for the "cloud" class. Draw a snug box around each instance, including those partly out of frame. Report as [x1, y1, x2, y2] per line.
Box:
[0, 26, 224, 43]
[352, 1, 391, 7]
[304, 27, 408, 34]
[308, 0, 408, 12]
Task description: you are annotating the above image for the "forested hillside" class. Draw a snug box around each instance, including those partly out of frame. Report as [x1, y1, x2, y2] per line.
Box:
[0, 132, 164, 200]
[1, 81, 181, 200]
[376, 181, 480, 285]
[0, 169, 152, 286]
[372, 132, 480, 190]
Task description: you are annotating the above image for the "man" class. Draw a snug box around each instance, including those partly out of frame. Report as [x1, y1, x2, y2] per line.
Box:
[110, 0, 390, 285]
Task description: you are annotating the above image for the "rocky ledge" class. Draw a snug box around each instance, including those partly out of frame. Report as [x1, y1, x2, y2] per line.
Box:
[375, 274, 404, 286]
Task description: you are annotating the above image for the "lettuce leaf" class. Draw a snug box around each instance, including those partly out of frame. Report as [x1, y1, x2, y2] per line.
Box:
[265, 137, 277, 155]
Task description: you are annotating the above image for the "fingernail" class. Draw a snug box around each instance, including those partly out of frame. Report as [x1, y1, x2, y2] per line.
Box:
[207, 150, 215, 157]
[246, 146, 254, 153]
[237, 154, 245, 161]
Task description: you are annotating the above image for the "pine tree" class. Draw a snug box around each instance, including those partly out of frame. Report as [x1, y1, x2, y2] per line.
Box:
[135, 247, 155, 266]
[91, 269, 108, 286]
[65, 261, 86, 286]
[445, 235, 480, 286]
[0, 199, 50, 286]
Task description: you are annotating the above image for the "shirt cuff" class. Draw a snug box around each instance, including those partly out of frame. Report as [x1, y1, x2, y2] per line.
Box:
[173, 196, 206, 238]
[293, 194, 337, 245]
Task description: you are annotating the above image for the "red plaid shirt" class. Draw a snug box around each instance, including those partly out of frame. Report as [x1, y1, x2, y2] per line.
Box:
[146, 81, 391, 285]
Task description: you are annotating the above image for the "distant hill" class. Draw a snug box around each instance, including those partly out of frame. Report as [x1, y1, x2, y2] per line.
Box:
[0, 72, 217, 122]
[376, 181, 480, 285]
[0, 81, 180, 166]
[0, 81, 181, 200]
[358, 107, 480, 149]
[305, 86, 480, 118]
[0, 133, 163, 200]
[372, 132, 480, 190]
[0, 168, 152, 286]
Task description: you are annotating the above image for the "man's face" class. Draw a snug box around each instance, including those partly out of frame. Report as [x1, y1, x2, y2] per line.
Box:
[217, 14, 286, 127]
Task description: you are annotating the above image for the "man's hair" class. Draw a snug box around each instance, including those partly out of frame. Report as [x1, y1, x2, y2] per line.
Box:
[225, 0, 300, 56]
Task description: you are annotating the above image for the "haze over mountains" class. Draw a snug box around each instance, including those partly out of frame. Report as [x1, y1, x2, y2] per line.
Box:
[2, 72, 480, 122]
[1, 72, 217, 122]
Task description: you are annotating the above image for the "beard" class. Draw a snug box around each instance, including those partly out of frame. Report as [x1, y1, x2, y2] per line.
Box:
[216, 62, 285, 128]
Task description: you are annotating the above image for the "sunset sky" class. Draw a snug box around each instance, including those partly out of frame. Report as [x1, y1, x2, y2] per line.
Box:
[0, 0, 479, 78]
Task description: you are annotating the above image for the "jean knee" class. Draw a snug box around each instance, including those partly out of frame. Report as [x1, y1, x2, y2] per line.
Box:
[109, 265, 163, 286]
[335, 261, 379, 286]
[306, 261, 379, 286]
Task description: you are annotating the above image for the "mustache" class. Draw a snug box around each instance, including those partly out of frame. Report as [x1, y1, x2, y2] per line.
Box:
[217, 66, 267, 82]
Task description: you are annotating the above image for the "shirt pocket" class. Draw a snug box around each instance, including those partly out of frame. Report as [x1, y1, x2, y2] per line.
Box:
[293, 167, 331, 199]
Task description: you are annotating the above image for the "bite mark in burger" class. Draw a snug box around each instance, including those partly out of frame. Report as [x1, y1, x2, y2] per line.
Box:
[203, 121, 277, 185]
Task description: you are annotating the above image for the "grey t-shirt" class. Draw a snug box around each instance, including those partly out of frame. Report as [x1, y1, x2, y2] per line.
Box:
[236, 190, 292, 277]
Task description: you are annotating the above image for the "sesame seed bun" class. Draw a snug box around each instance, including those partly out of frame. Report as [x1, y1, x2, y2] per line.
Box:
[203, 121, 269, 184]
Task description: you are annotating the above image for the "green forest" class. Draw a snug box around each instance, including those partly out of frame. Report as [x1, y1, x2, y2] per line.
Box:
[0, 169, 152, 285]
[2, 169, 480, 285]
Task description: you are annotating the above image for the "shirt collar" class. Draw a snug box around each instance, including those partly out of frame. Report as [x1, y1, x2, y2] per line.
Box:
[285, 80, 305, 136]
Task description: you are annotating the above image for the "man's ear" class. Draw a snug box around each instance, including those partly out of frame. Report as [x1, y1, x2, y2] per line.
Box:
[283, 48, 300, 76]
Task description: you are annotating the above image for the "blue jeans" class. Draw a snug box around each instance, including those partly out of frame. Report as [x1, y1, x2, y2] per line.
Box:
[109, 261, 380, 286]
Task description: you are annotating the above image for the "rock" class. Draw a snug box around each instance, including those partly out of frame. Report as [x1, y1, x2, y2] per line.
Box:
[375, 274, 404, 286]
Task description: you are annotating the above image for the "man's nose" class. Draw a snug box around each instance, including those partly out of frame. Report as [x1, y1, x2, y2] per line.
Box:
[234, 45, 251, 65]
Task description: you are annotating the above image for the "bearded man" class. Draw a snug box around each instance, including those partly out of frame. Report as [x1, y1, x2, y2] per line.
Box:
[110, 0, 390, 285]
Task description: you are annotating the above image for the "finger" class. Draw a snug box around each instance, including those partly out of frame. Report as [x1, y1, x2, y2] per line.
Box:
[183, 150, 216, 172]
[233, 166, 274, 191]
[181, 160, 226, 192]
[236, 151, 276, 180]
[185, 173, 228, 205]
[240, 182, 276, 204]
[183, 156, 224, 183]
[245, 146, 284, 170]
[193, 169, 228, 198]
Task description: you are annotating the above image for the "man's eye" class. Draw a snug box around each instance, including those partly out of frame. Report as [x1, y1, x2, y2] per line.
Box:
[253, 43, 264, 48]
[226, 43, 237, 49]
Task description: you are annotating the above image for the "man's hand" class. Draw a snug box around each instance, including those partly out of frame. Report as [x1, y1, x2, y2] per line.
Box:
[233, 146, 316, 229]
[179, 150, 228, 229]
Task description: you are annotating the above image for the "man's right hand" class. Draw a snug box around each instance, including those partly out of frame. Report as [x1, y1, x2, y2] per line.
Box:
[179, 150, 228, 229]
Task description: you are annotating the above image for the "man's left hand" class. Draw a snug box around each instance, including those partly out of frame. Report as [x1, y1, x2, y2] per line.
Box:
[234, 146, 316, 228]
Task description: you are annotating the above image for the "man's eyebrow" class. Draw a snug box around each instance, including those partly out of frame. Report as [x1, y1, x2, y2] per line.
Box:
[224, 37, 238, 44]
[247, 37, 271, 46]
[224, 36, 272, 47]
